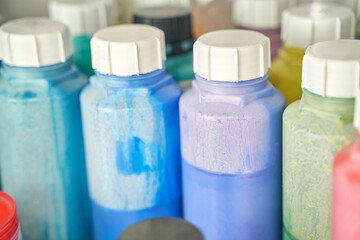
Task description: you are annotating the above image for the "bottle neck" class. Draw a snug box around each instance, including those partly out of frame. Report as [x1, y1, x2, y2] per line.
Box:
[1, 59, 74, 80]
[300, 89, 355, 123]
[93, 66, 170, 89]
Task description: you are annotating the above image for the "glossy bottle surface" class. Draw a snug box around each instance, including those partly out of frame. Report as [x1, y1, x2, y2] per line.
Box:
[72, 35, 94, 77]
[332, 133, 360, 240]
[180, 75, 285, 240]
[0, 61, 91, 240]
[80, 69, 182, 240]
[283, 90, 356, 240]
[269, 45, 305, 106]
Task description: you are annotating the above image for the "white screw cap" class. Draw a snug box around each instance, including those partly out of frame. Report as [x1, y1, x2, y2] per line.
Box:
[0, 18, 73, 67]
[232, 0, 289, 29]
[302, 40, 360, 100]
[282, 3, 356, 49]
[49, 0, 115, 36]
[194, 29, 271, 82]
[91, 24, 166, 76]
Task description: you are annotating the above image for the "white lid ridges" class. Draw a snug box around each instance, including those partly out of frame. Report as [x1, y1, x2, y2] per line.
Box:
[0, 18, 73, 67]
[282, 3, 356, 49]
[194, 30, 271, 82]
[232, 0, 289, 29]
[302, 40, 360, 100]
[49, 0, 115, 36]
[91, 24, 166, 76]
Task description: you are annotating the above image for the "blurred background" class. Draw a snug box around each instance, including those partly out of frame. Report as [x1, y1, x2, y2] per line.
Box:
[1, 0, 357, 38]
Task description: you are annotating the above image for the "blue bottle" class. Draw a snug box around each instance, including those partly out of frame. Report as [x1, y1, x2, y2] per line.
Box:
[180, 30, 285, 240]
[0, 18, 91, 240]
[81, 24, 182, 240]
[134, 6, 194, 89]
[49, 0, 115, 77]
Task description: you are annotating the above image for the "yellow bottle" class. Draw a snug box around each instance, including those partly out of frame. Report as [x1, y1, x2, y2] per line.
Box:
[269, 3, 356, 106]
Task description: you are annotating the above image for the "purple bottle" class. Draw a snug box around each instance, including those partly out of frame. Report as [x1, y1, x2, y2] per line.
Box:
[232, 0, 290, 59]
[180, 30, 285, 240]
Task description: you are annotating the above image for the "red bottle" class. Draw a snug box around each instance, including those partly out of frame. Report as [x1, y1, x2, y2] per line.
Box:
[0, 191, 21, 240]
[333, 131, 360, 239]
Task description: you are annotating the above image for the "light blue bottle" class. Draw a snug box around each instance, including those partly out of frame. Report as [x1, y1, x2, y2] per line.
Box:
[134, 6, 194, 90]
[49, 0, 115, 77]
[81, 24, 182, 240]
[180, 30, 285, 240]
[0, 18, 91, 240]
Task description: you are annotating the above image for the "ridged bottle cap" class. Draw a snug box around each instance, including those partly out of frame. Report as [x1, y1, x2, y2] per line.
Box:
[232, 0, 289, 29]
[194, 29, 270, 82]
[0, 18, 73, 67]
[302, 40, 360, 99]
[282, 3, 356, 49]
[91, 24, 166, 76]
[49, 0, 115, 36]
[0, 191, 20, 240]
[133, 6, 192, 45]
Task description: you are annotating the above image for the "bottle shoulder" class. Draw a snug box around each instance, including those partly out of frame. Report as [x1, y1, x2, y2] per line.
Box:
[180, 82, 285, 117]
[1, 70, 87, 99]
[81, 75, 182, 109]
[284, 100, 356, 138]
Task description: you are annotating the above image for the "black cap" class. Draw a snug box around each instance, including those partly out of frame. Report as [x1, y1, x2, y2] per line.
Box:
[133, 6, 193, 45]
[117, 218, 204, 240]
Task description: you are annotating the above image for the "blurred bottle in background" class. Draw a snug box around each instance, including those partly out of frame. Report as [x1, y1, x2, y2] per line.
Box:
[269, 3, 355, 106]
[191, 0, 233, 38]
[232, 0, 289, 59]
[49, 0, 116, 77]
[134, 6, 195, 89]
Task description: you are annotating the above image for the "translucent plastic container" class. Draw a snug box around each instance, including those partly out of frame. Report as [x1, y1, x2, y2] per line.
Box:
[49, 0, 115, 77]
[0, 18, 91, 240]
[283, 40, 360, 240]
[81, 25, 182, 240]
[269, 3, 355, 105]
[180, 30, 285, 240]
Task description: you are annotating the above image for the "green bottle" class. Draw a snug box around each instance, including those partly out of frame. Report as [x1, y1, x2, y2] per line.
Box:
[283, 40, 360, 240]
[49, 0, 115, 77]
[134, 6, 194, 89]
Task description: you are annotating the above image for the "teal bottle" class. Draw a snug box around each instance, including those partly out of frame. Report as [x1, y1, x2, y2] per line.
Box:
[49, 0, 115, 77]
[0, 18, 91, 240]
[134, 6, 194, 89]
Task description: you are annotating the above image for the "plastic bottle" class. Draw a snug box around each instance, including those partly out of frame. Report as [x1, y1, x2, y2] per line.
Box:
[117, 218, 204, 240]
[338, 0, 360, 38]
[180, 30, 285, 240]
[0, 18, 91, 240]
[269, 3, 355, 105]
[81, 24, 182, 240]
[332, 41, 360, 240]
[49, 0, 115, 77]
[283, 40, 360, 240]
[191, 0, 233, 38]
[232, 0, 289, 59]
[0, 191, 22, 240]
[134, 6, 194, 89]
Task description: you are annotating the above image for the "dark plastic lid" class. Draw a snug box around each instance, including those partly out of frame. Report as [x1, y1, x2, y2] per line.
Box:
[133, 6, 193, 45]
[117, 218, 204, 240]
[0, 191, 19, 239]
